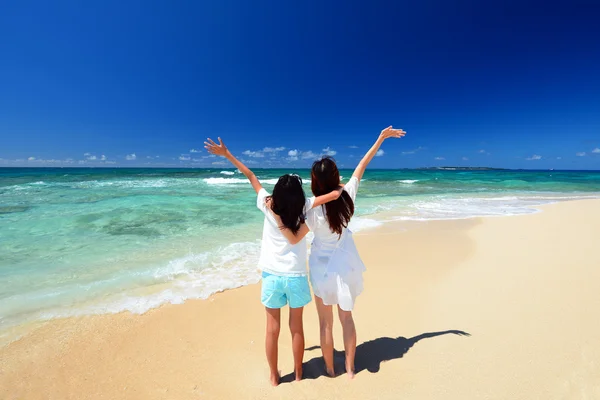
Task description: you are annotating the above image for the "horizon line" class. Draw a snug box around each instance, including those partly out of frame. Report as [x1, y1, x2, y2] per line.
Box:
[1, 166, 599, 172]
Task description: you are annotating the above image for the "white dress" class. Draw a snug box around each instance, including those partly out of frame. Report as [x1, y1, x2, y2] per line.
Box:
[305, 177, 366, 311]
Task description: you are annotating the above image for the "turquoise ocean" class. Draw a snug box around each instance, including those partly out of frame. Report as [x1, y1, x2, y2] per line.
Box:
[1, 167, 600, 342]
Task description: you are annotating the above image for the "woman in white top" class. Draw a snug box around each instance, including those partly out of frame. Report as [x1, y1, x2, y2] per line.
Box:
[305, 126, 406, 378]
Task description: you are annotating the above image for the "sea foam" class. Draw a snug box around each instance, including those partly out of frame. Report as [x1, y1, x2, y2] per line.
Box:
[203, 177, 249, 185]
[349, 216, 383, 232]
[1, 240, 263, 330]
[203, 177, 307, 185]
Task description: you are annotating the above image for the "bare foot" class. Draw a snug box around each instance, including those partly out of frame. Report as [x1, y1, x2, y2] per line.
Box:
[295, 367, 303, 382]
[325, 367, 335, 377]
[269, 372, 280, 387]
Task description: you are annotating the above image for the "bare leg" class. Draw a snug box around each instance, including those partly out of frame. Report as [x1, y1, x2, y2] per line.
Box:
[315, 296, 335, 376]
[265, 307, 281, 386]
[338, 307, 356, 379]
[288, 306, 305, 381]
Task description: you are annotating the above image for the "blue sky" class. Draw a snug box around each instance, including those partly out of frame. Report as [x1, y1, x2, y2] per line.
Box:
[0, 1, 599, 169]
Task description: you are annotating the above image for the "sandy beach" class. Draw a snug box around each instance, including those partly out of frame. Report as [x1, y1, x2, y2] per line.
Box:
[2, 199, 599, 400]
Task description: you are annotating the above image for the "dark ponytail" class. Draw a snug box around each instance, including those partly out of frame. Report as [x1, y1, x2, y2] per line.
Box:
[270, 174, 306, 235]
[311, 157, 354, 236]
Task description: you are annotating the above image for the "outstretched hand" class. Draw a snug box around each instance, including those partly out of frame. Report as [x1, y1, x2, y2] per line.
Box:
[204, 137, 229, 157]
[379, 126, 406, 140]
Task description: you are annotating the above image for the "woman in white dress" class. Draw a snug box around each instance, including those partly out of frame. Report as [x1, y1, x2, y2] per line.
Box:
[305, 126, 406, 378]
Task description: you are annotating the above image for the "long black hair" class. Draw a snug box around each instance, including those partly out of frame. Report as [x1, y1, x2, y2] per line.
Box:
[311, 156, 354, 236]
[270, 174, 306, 235]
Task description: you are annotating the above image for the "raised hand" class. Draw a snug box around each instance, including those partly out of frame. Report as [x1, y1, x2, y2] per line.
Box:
[204, 137, 229, 157]
[379, 126, 406, 140]
[352, 125, 407, 182]
[203, 137, 263, 194]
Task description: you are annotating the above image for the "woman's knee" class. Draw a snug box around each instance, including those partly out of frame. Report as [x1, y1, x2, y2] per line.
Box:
[288, 307, 304, 333]
[289, 318, 303, 334]
[267, 321, 280, 336]
[337, 309, 354, 325]
[266, 313, 281, 336]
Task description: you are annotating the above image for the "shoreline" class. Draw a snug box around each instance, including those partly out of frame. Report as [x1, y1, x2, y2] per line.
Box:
[1, 195, 599, 348]
[2, 199, 600, 399]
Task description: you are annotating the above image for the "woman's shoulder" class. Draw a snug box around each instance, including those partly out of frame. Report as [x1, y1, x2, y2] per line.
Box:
[343, 177, 359, 199]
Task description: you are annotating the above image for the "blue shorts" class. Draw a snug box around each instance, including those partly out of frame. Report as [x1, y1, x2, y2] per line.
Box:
[261, 272, 312, 309]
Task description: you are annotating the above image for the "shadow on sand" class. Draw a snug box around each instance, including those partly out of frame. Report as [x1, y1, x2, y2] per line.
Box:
[281, 330, 470, 383]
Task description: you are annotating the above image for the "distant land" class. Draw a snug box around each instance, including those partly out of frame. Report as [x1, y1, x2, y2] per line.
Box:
[416, 167, 508, 171]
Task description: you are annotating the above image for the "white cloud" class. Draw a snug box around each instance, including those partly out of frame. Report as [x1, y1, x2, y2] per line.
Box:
[179, 155, 191, 161]
[212, 160, 227, 166]
[286, 149, 321, 161]
[478, 149, 486, 154]
[402, 146, 425, 155]
[462, 157, 469, 161]
[125, 153, 137, 160]
[28, 157, 36, 161]
[526, 154, 542, 161]
[348, 145, 359, 149]
[322, 147, 337, 156]
[301, 151, 318, 160]
[557, 157, 562, 160]
[576, 152, 586, 157]
[592, 148, 600, 154]
[263, 146, 285, 153]
[190, 149, 201, 153]
[242, 150, 265, 158]
[375, 150, 384, 157]
[434, 157, 445, 160]
[83, 153, 106, 161]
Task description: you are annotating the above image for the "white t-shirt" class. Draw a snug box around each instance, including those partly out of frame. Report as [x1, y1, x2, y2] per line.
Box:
[305, 176, 360, 258]
[256, 188, 308, 277]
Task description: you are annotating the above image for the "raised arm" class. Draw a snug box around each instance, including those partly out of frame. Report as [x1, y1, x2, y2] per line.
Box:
[311, 186, 344, 208]
[205, 137, 263, 194]
[352, 126, 406, 182]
